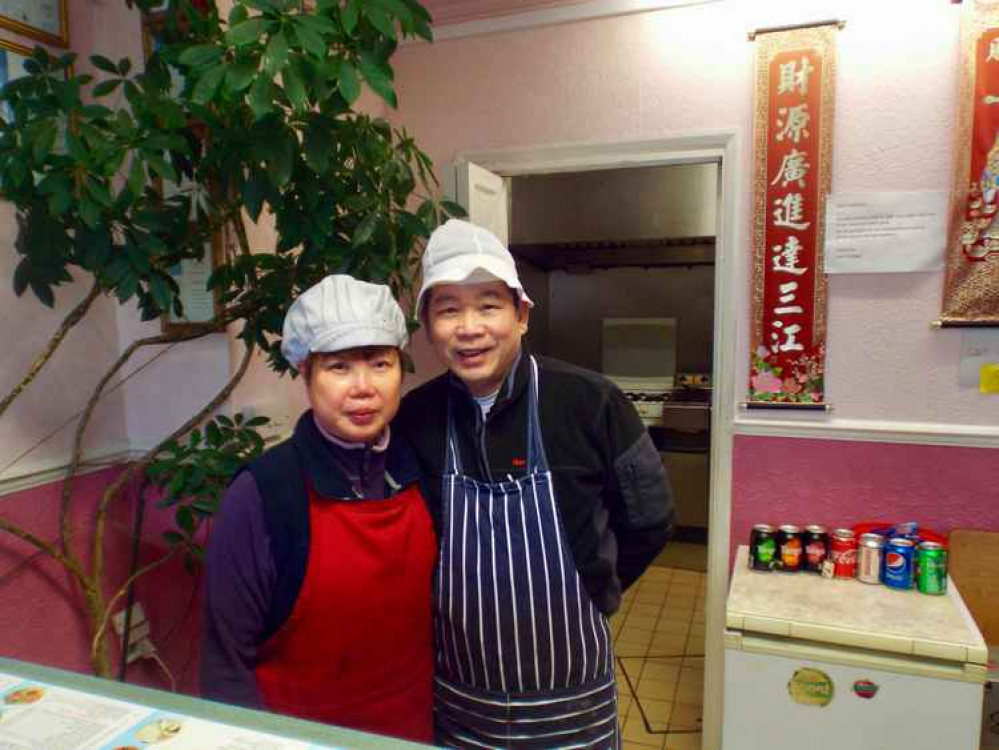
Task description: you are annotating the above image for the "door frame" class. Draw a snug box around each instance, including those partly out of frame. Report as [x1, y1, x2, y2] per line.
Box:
[453, 130, 741, 750]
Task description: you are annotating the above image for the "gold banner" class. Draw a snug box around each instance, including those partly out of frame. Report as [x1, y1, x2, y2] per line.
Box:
[748, 24, 838, 407]
[942, 5, 999, 325]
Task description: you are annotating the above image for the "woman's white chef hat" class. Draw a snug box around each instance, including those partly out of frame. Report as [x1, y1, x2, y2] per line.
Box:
[281, 274, 407, 371]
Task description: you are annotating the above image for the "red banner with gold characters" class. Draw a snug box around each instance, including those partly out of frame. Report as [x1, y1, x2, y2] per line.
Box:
[942, 3, 999, 325]
[749, 24, 838, 407]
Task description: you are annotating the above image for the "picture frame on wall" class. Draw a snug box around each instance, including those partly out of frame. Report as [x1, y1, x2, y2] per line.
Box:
[163, 228, 224, 334]
[0, 36, 32, 122]
[0, 0, 69, 48]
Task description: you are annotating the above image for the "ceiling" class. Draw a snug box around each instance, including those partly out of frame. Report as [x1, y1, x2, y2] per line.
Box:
[419, 0, 588, 26]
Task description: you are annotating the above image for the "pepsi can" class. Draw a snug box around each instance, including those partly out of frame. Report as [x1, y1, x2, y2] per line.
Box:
[883, 538, 916, 590]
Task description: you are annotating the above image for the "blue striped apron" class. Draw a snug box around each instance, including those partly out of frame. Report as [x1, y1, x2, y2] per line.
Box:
[434, 357, 619, 749]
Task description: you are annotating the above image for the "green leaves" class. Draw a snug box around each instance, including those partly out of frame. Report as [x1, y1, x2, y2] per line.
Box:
[192, 65, 225, 104]
[338, 60, 360, 104]
[358, 51, 396, 107]
[225, 17, 273, 46]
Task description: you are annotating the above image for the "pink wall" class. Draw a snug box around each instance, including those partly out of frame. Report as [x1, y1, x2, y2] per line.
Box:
[731, 435, 999, 560]
[0, 467, 201, 692]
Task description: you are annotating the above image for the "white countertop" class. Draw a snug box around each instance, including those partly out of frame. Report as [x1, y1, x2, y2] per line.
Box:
[727, 546, 988, 665]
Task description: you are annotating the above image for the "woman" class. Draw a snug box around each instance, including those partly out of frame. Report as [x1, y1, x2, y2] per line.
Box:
[201, 275, 436, 743]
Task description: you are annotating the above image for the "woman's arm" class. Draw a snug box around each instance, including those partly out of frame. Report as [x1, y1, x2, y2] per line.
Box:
[201, 471, 276, 708]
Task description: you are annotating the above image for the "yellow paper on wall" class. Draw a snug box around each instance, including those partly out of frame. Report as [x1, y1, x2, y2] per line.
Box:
[981, 363, 999, 394]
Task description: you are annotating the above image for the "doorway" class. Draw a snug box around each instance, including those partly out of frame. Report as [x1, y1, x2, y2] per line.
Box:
[450, 133, 739, 750]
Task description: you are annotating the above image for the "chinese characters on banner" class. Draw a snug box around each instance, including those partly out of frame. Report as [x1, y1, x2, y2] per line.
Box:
[749, 25, 838, 406]
[941, 4, 999, 324]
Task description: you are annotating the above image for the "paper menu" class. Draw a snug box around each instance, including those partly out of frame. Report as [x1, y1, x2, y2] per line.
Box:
[99, 710, 324, 750]
[0, 681, 153, 750]
[0, 677, 345, 750]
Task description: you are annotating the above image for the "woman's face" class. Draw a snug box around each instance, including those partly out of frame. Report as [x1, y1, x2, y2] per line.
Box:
[304, 346, 403, 444]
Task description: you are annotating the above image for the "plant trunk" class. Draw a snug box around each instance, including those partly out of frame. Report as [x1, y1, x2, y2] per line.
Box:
[84, 584, 112, 678]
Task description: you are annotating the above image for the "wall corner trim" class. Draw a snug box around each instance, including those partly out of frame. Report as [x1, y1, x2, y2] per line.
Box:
[733, 416, 999, 450]
[422, 0, 723, 42]
[0, 443, 142, 499]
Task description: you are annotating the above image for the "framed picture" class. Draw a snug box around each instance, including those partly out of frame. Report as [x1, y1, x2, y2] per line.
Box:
[0, 37, 32, 122]
[0, 1, 69, 48]
[162, 227, 224, 333]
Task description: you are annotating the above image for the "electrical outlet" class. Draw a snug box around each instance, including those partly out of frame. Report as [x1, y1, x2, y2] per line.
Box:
[112, 603, 158, 664]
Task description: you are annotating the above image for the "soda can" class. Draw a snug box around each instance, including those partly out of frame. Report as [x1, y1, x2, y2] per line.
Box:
[803, 525, 829, 573]
[857, 533, 885, 585]
[916, 541, 948, 596]
[884, 538, 916, 589]
[777, 525, 804, 572]
[830, 529, 857, 579]
[749, 524, 778, 571]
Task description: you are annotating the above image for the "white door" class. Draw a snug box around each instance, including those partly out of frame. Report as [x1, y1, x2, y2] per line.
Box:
[454, 161, 510, 244]
[722, 640, 983, 750]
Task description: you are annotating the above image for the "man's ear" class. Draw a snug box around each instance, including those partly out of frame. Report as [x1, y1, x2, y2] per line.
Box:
[517, 300, 531, 332]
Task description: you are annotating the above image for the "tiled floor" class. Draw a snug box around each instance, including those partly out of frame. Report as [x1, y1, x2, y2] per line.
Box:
[612, 565, 706, 750]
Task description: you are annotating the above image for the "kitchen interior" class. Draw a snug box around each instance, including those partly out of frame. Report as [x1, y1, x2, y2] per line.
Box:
[508, 161, 718, 746]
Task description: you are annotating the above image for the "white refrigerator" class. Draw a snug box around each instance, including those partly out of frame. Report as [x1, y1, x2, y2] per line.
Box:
[723, 546, 987, 749]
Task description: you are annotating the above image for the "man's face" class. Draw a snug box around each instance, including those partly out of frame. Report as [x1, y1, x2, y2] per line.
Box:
[426, 280, 530, 397]
[304, 347, 403, 443]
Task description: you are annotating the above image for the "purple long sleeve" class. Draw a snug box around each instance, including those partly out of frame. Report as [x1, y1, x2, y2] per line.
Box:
[201, 471, 276, 708]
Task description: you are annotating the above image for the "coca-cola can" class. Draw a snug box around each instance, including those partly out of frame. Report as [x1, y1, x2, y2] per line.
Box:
[803, 525, 829, 573]
[857, 533, 885, 584]
[830, 528, 857, 579]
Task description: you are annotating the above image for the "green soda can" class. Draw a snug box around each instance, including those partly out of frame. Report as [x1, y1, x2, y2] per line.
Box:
[916, 541, 947, 595]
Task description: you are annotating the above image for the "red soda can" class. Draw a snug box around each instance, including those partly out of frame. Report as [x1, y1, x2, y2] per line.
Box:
[830, 528, 857, 579]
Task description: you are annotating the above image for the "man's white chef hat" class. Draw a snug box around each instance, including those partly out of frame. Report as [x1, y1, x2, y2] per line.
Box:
[416, 219, 534, 315]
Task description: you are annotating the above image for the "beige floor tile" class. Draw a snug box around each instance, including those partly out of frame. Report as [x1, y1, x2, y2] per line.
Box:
[641, 661, 680, 683]
[618, 693, 633, 719]
[629, 602, 664, 620]
[642, 567, 673, 582]
[619, 628, 654, 648]
[636, 677, 676, 701]
[680, 666, 704, 686]
[669, 703, 702, 730]
[667, 582, 698, 595]
[665, 596, 696, 611]
[623, 714, 665, 748]
[680, 655, 704, 669]
[654, 618, 690, 636]
[663, 733, 702, 750]
[674, 680, 703, 706]
[625, 614, 660, 633]
[650, 633, 687, 655]
[685, 636, 706, 654]
[658, 604, 694, 623]
[638, 697, 673, 722]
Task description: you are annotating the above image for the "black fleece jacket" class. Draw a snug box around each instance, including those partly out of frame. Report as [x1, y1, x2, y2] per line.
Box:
[396, 351, 674, 615]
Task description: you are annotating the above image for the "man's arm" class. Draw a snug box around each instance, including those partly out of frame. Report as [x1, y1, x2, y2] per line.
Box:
[602, 388, 675, 591]
[201, 472, 275, 708]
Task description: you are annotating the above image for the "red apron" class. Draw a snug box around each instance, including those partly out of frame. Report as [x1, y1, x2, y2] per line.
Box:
[255, 482, 437, 743]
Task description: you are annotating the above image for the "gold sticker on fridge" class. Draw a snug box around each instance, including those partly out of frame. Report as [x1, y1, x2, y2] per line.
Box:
[788, 667, 834, 707]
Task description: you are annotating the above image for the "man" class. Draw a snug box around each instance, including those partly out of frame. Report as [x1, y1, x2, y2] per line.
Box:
[396, 219, 674, 748]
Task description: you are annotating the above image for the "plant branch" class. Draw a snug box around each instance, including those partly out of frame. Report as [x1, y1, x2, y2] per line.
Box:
[90, 545, 180, 665]
[0, 281, 101, 421]
[90, 340, 255, 591]
[0, 517, 90, 588]
[59, 311, 248, 555]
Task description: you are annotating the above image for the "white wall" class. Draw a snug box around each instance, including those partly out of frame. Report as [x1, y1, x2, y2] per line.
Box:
[390, 0, 999, 430]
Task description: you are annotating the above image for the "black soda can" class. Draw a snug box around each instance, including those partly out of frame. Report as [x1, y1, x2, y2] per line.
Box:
[777, 524, 804, 572]
[803, 525, 829, 573]
[749, 524, 778, 571]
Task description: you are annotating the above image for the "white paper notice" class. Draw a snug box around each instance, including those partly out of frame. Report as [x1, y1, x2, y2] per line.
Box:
[958, 329, 999, 389]
[824, 191, 948, 274]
